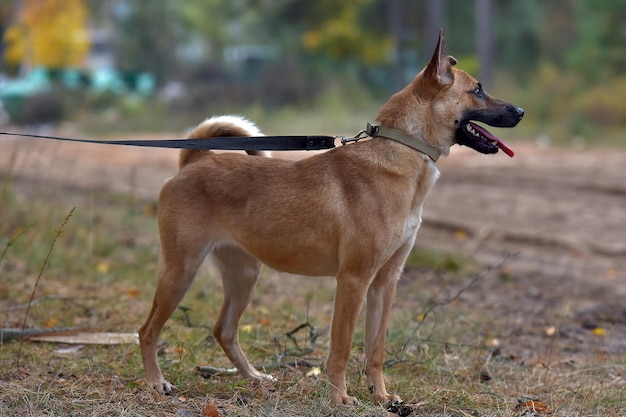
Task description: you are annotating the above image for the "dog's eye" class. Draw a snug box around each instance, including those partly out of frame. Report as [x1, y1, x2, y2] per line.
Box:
[473, 85, 485, 99]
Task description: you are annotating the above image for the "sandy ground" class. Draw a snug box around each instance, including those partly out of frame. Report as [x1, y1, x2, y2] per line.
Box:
[1, 134, 625, 358]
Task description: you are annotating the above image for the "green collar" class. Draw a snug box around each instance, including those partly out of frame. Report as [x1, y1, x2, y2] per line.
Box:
[366, 122, 441, 162]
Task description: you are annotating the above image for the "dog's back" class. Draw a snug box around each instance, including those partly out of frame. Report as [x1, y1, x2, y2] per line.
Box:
[179, 115, 269, 168]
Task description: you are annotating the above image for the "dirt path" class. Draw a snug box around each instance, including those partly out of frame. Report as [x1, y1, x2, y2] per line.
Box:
[426, 143, 626, 287]
[2, 135, 625, 357]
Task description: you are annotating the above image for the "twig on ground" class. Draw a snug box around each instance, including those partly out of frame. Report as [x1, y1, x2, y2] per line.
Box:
[396, 252, 520, 364]
[1, 327, 85, 342]
[284, 321, 319, 355]
[196, 321, 323, 379]
[17, 207, 75, 371]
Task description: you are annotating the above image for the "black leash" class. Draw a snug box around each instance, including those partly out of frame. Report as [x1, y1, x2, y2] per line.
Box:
[0, 131, 337, 151]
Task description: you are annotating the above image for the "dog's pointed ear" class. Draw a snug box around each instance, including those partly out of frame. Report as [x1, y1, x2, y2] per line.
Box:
[424, 29, 457, 88]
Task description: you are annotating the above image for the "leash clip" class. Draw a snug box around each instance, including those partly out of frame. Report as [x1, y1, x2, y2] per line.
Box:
[340, 127, 371, 145]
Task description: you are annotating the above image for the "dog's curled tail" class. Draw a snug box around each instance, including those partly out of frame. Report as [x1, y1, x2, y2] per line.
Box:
[179, 115, 269, 168]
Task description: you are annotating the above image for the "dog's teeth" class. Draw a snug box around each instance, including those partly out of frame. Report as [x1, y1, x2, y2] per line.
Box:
[466, 124, 479, 137]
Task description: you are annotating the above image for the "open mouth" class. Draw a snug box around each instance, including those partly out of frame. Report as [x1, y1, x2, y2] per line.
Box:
[456, 120, 515, 158]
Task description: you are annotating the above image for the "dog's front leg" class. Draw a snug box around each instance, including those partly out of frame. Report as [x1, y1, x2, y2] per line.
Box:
[365, 240, 414, 403]
[326, 272, 373, 405]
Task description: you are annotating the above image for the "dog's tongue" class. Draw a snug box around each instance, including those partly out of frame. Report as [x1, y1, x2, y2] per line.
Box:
[470, 122, 515, 158]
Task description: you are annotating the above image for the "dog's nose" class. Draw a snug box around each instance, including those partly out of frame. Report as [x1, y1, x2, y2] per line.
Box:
[515, 107, 525, 118]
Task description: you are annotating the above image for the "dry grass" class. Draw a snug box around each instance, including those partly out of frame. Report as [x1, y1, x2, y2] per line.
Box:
[1, 178, 624, 416]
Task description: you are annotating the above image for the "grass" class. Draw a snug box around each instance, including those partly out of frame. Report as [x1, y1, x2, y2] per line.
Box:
[1, 155, 625, 415]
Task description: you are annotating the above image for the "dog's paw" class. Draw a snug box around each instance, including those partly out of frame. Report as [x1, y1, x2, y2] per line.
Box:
[378, 393, 402, 404]
[245, 368, 277, 382]
[153, 381, 177, 395]
[258, 372, 277, 382]
[330, 394, 358, 406]
[369, 384, 402, 404]
[342, 395, 359, 406]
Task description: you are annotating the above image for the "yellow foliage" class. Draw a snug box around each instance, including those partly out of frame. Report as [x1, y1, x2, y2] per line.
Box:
[572, 76, 626, 124]
[3, 0, 90, 69]
[301, 1, 392, 64]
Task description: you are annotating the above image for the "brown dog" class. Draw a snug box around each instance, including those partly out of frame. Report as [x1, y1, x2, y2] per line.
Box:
[139, 30, 523, 405]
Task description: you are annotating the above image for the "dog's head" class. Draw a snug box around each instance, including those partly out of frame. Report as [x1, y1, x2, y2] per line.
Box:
[385, 30, 524, 157]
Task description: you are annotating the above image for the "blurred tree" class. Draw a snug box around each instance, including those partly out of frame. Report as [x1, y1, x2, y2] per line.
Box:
[298, 0, 392, 64]
[3, 0, 90, 70]
[567, 0, 626, 80]
[535, 0, 626, 82]
[495, 0, 542, 78]
[269, 0, 396, 93]
[113, 0, 179, 83]
[424, 0, 444, 54]
[176, 0, 236, 63]
[475, 0, 494, 86]
[0, 2, 11, 65]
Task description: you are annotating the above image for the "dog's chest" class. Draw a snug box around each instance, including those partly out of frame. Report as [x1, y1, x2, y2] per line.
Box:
[400, 163, 439, 242]
[401, 215, 422, 242]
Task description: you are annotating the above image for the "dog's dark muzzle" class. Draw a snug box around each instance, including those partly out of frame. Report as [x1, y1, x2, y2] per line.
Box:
[462, 103, 524, 128]
[455, 102, 524, 157]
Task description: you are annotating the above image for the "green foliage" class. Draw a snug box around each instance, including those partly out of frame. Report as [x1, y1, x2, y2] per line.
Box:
[572, 77, 626, 125]
[454, 55, 479, 77]
[114, 0, 179, 83]
[405, 247, 473, 273]
[6, 0, 626, 132]
[504, 59, 626, 141]
[299, 0, 392, 64]
[565, 0, 626, 81]
[496, 0, 543, 74]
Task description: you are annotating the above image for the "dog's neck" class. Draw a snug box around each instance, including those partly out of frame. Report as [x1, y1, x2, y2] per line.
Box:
[375, 87, 451, 159]
[367, 122, 441, 162]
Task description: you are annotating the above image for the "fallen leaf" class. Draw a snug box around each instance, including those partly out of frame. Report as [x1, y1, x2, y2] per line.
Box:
[306, 367, 321, 378]
[544, 326, 557, 337]
[487, 338, 500, 347]
[45, 318, 59, 328]
[591, 327, 606, 336]
[455, 229, 468, 241]
[96, 262, 110, 274]
[515, 399, 551, 414]
[202, 400, 219, 417]
[126, 288, 141, 298]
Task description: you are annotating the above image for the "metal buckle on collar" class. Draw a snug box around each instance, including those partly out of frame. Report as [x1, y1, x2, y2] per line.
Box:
[365, 122, 380, 137]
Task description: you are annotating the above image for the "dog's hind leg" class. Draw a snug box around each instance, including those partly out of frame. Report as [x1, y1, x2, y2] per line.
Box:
[139, 227, 212, 394]
[211, 246, 271, 380]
